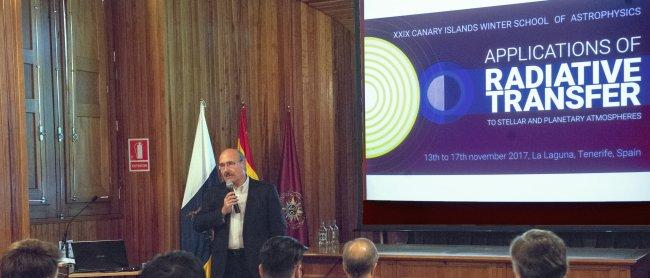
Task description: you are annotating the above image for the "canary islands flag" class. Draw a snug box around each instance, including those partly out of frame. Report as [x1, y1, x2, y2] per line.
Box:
[180, 102, 217, 277]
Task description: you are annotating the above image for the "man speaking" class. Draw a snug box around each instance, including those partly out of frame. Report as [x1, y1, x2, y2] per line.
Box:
[194, 148, 286, 278]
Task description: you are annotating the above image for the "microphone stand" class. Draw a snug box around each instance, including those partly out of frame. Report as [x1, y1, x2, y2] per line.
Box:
[61, 195, 103, 258]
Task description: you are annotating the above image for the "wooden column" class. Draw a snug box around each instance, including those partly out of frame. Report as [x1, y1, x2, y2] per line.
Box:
[0, 0, 30, 248]
[112, 0, 173, 264]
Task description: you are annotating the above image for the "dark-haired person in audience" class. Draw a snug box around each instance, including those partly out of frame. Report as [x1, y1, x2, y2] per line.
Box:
[342, 238, 378, 278]
[140, 250, 205, 278]
[0, 238, 61, 278]
[510, 229, 568, 278]
[258, 236, 307, 278]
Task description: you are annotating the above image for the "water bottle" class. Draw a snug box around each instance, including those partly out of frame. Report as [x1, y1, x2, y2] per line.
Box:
[330, 219, 339, 252]
[324, 221, 332, 253]
[318, 221, 328, 252]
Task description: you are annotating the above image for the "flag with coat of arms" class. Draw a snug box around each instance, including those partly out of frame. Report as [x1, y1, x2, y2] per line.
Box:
[278, 108, 309, 245]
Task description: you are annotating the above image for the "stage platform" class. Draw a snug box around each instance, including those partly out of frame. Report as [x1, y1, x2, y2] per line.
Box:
[303, 244, 649, 278]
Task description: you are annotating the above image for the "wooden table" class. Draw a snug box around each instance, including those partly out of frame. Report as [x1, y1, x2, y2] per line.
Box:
[303, 244, 650, 278]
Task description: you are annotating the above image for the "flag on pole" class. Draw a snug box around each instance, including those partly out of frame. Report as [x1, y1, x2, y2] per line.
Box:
[278, 108, 309, 245]
[180, 102, 217, 278]
[237, 104, 260, 180]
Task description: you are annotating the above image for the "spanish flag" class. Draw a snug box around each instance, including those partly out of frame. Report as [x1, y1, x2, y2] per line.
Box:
[237, 104, 259, 180]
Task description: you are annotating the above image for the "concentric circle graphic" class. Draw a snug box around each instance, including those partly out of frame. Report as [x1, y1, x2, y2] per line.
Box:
[365, 37, 420, 159]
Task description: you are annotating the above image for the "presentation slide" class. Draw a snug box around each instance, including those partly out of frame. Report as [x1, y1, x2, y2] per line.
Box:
[364, 0, 650, 203]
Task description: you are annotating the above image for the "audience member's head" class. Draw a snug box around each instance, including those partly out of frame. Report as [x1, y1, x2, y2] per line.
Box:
[342, 238, 378, 278]
[140, 250, 205, 278]
[510, 229, 568, 278]
[0, 238, 61, 278]
[258, 236, 308, 278]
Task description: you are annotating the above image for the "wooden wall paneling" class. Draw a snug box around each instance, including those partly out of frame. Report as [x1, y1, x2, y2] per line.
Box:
[165, 0, 199, 243]
[316, 5, 336, 237]
[213, 0, 237, 148]
[29, 217, 122, 243]
[332, 16, 358, 243]
[244, 0, 262, 175]
[296, 0, 313, 190]
[113, 0, 172, 264]
[114, 0, 145, 263]
[240, 0, 255, 115]
[0, 1, 16, 248]
[567, 266, 630, 278]
[301, 0, 355, 31]
[165, 0, 240, 248]
[296, 2, 316, 245]
[163, 0, 355, 256]
[305, 250, 650, 278]
[165, 0, 225, 247]
[391, 261, 508, 278]
[287, 0, 302, 115]
[323, 6, 338, 244]
[147, 0, 175, 254]
[163, 0, 181, 251]
[288, 0, 309, 239]
[0, 0, 30, 248]
[165, 2, 219, 261]
[208, 0, 223, 143]
[302, 257, 348, 277]
[14, 0, 30, 240]
[252, 0, 282, 184]
[165, 0, 240, 261]
[296, 2, 331, 246]
[275, 0, 293, 155]
[105, 0, 122, 218]
[135, 0, 152, 262]
[378, 261, 396, 278]
[30, 223, 59, 244]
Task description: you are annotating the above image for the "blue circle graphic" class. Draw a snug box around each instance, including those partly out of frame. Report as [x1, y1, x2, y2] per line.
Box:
[419, 62, 474, 124]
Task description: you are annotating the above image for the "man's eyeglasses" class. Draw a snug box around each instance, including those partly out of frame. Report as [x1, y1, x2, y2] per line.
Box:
[218, 160, 241, 169]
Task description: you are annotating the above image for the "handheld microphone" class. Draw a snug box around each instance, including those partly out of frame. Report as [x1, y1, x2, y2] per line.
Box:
[61, 195, 107, 257]
[225, 181, 241, 214]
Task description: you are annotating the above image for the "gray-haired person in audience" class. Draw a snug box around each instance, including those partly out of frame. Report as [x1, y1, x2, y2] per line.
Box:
[510, 229, 568, 278]
[1, 238, 61, 278]
[140, 250, 205, 278]
[342, 238, 379, 278]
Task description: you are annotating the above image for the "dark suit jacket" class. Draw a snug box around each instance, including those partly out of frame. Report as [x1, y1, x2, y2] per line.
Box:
[193, 178, 286, 278]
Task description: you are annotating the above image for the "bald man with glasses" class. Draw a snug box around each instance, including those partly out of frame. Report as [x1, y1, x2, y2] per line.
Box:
[194, 148, 286, 278]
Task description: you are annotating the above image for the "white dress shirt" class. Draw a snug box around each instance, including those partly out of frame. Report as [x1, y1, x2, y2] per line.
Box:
[228, 177, 249, 249]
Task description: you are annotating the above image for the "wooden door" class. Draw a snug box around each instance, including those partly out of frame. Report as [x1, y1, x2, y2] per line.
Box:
[22, 0, 59, 218]
[64, 0, 110, 203]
